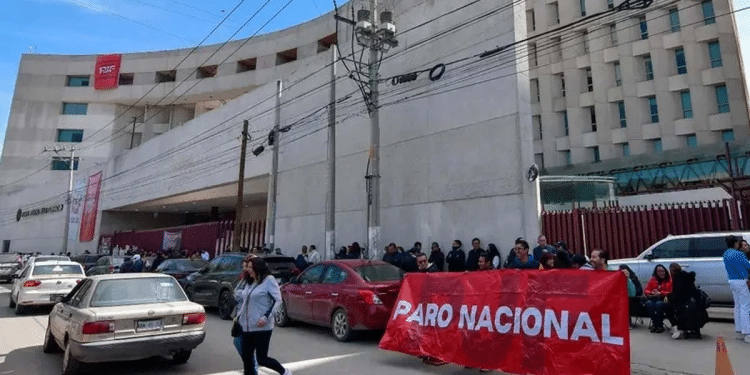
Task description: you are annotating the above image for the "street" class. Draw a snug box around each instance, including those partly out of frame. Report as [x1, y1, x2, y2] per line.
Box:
[0, 283, 747, 375]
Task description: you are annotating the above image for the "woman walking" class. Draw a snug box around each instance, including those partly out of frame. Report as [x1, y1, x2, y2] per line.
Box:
[234, 256, 291, 375]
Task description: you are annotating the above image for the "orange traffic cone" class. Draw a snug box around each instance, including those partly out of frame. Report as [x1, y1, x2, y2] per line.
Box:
[715, 336, 734, 375]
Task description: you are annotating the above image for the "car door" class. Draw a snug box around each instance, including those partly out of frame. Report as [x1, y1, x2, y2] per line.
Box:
[688, 236, 734, 305]
[313, 265, 349, 324]
[11, 266, 31, 302]
[216, 256, 243, 303]
[51, 279, 91, 342]
[638, 237, 690, 287]
[191, 256, 223, 304]
[286, 264, 326, 322]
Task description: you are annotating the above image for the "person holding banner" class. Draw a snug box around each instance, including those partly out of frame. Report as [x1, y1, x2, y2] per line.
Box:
[506, 239, 540, 269]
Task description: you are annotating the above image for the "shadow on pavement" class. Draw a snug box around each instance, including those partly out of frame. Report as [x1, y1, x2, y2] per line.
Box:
[277, 320, 383, 344]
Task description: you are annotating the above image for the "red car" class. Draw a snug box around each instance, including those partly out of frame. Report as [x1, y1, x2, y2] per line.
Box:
[274, 260, 404, 341]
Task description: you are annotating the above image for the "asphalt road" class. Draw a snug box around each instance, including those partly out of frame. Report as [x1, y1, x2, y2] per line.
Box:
[0, 283, 748, 375]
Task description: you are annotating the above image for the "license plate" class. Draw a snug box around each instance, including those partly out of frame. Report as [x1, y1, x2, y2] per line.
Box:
[49, 294, 65, 301]
[137, 319, 162, 332]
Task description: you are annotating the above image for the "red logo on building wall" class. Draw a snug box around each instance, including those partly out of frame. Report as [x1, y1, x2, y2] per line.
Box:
[94, 54, 122, 90]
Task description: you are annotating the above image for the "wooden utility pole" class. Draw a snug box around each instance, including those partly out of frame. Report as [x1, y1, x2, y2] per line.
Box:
[232, 120, 250, 251]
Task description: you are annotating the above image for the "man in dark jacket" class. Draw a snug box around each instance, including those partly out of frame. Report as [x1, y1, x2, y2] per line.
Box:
[446, 240, 466, 272]
[428, 242, 445, 271]
[401, 247, 419, 272]
[669, 263, 707, 339]
[533, 235, 557, 261]
[382, 243, 404, 269]
[465, 238, 483, 271]
[416, 253, 439, 273]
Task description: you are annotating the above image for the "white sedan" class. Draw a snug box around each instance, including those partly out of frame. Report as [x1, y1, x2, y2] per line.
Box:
[9, 260, 84, 315]
[43, 273, 206, 375]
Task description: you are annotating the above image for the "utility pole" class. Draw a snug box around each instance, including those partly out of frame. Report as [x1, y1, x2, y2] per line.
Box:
[266, 80, 282, 253]
[43, 146, 76, 254]
[129, 116, 137, 149]
[326, 46, 337, 261]
[367, 0, 382, 261]
[232, 119, 250, 251]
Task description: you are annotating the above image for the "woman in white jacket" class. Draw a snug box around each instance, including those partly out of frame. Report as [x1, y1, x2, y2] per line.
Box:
[234, 256, 291, 375]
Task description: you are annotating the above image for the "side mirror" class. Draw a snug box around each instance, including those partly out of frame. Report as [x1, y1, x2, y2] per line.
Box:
[11, 273, 20, 279]
[644, 253, 655, 261]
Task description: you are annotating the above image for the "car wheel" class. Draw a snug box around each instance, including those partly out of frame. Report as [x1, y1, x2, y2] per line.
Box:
[172, 350, 192, 364]
[8, 293, 15, 308]
[62, 340, 81, 375]
[274, 301, 290, 327]
[331, 309, 353, 342]
[43, 323, 61, 353]
[14, 298, 24, 315]
[218, 290, 234, 320]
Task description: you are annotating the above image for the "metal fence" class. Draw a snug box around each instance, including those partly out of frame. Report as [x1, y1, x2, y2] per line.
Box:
[542, 200, 739, 259]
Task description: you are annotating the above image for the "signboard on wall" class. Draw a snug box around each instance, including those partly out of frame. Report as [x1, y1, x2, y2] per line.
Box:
[94, 54, 122, 90]
[79, 171, 103, 242]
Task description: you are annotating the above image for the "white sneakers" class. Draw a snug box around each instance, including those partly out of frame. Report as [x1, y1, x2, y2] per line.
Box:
[670, 326, 678, 334]
[671, 330, 684, 340]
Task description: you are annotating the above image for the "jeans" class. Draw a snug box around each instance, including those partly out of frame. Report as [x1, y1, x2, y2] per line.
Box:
[729, 280, 750, 335]
[241, 330, 286, 375]
[234, 336, 258, 372]
[645, 299, 666, 329]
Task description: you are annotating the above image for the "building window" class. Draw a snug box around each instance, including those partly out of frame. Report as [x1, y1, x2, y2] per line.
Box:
[66, 76, 90, 87]
[317, 33, 337, 53]
[592, 146, 600, 162]
[552, 37, 563, 62]
[680, 91, 693, 118]
[156, 70, 177, 83]
[237, 58, 257, 73]
[560, 74, 566, 97]
[582, 31, 590, 54]
[197, 65, 218, 79]
[639, 16, 648, 39]
[653, 139, 663, 154]
[686, 134, 698, 148]
[607, 0, 614, 9]
[580, 0, 586, 16]
[669, 8, 680, 32]
[563, 111, 569, 136]
[614, 62, 622, 86]
[529, 43, 538, 67]
[709, 41, 723, 68]
[531, 79, 540, 102]
[564, 150, 572, 166]
[617, 101, 627, 127]
[644, 54, 654, 81]
[622, 143, 630, 157]
[609, 24, 618, 46]
[702, 1, 716, 25]
[276, 48, 298, 65]
[51, 157, 79, 171]
[589, 107, 597, 132]
[675, 48, 687, 74]
[56, 129, 83, 143]
[527, 10, 536, 32]
[550, 2, 560, 24]
[119, 73, 134, 85]
[586, 68, 593, 92]
[61, 103, 88, 115]
[715, 85, 729, 113]
[533, 115, 543, 140]
[722, 130, 735, 142]
[648, 96, 659, 123]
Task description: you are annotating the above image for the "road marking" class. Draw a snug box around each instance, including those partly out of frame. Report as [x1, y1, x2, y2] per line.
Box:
[203, 352, 364, 375]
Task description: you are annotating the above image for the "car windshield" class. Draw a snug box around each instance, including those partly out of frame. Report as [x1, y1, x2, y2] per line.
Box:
[355, 264, 404, 282]
[32, 265, 84, 276]
[110, 257, 127, 266]
[90, 277, 187, 307]
[0, 254, 18, 263]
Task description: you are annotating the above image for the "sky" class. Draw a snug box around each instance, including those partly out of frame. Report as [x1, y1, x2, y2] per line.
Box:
[0, 0, 749, 157]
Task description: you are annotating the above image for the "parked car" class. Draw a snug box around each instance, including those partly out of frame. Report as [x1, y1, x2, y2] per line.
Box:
[43, 273, 206, 375]
[86, 256, 131, 276]
[71, 254, 107, 273]
[0, 253, 23, 283]
[154, 259, 208, 288]
[609, 231, 750, 307]
[9, 261, 85, 315]
[274, 260, 404, 341]
[16, 255, 71, 275]
[185, 253, 299, 320]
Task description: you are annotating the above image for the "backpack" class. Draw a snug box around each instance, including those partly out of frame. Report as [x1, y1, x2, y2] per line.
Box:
[697, 287, 711, 310]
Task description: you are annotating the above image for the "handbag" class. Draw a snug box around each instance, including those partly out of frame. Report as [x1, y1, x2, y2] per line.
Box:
[231, 319, 242, 337]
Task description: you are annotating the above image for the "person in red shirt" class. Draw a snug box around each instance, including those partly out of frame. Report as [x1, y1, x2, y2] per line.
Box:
[644, 264, 673, 333]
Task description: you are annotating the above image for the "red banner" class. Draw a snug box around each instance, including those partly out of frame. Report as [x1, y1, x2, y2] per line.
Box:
[379, 270, 630, 375]
[94, 54, 121, 90]
[79, 171, 103, 242]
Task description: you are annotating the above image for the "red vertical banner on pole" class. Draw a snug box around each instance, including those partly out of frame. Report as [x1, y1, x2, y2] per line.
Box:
[79, 171, 103, 242]
[94, 54, 122, 90]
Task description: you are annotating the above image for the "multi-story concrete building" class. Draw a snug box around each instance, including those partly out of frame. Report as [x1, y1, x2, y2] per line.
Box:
[0, 0, 540, 257]
[526, 0, 750, 169]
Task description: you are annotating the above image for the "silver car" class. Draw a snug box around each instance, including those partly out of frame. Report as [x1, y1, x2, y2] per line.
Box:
[609, 231, 750, 306]
[9, 260, 84, 315]
[43, 273, 206, 375]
